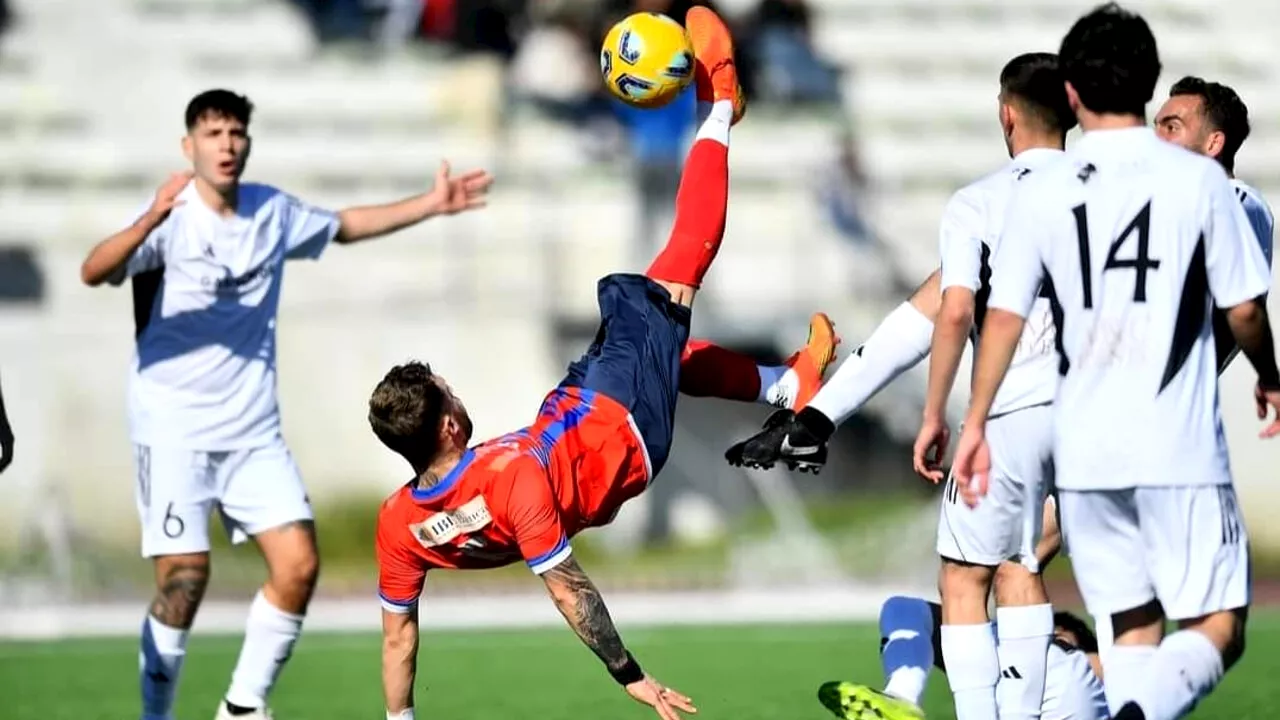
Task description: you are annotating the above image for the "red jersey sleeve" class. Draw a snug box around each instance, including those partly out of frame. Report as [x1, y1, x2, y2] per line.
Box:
[376, 495, 429, 613]
[505, 459, 572, 574]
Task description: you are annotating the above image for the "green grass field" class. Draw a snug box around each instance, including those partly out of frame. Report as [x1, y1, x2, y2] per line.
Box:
[4, 616, 1280, 719]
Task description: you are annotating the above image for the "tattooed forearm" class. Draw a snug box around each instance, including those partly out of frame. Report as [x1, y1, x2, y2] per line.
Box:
[542, 557, 629, 670]
[149, 558, 210, 629]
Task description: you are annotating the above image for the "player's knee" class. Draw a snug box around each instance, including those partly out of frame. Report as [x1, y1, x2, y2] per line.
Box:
[993, 560, 1047, 606]
[1110, 600, 1165, 645]
[150, 552, 211, 629]
[1178, 607, 1247, 669]
[939, 560, 994, 599]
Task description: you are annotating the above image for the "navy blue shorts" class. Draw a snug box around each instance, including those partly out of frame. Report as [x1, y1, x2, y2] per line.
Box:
[560, 273, 691, 476]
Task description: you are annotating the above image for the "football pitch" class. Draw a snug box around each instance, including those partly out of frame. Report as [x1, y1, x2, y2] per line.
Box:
[4, 618, 1280, 719]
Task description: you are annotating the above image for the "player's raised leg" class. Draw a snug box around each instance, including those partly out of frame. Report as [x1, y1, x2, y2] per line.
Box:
[216, 444, 320, 719]
[681, 313, 839, 411]
[644, 5, 742, 308]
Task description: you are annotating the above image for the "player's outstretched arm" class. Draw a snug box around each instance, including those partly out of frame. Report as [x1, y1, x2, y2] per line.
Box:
[0, 370, 12, 474]
[335, 161, 493, 244]
[381, 608, 420, 719]
[541, 557, 697, 720]
[80, 171, 191, 286]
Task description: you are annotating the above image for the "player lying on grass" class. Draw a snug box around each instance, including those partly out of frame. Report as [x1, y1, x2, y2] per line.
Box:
[818, 499, 1110, 720]
[78, 89, 493, 720]
[370, 9, 836, 720]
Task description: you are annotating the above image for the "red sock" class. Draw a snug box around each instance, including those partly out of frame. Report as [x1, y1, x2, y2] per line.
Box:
[679, 339, 761, 402]
[646, 139, 729, 288]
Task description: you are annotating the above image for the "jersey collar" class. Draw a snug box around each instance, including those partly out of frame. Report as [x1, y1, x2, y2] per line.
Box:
[1011, 147, 1063, 167]
[410, 449, 477, 502]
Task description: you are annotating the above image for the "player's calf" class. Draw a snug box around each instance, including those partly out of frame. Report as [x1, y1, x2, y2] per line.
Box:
[222, 521, 319, 717]
[992, 562, 1054, 720]
[142, 553, 210, 720]
[938, 560, 1000, 720]
[1113, 607, 1246, 720]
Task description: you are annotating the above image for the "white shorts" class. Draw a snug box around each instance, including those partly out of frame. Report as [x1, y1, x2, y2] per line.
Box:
[133, 437, 313, 558]
[1058, 485, 1250, 620]
[936, 403, 1054, 571]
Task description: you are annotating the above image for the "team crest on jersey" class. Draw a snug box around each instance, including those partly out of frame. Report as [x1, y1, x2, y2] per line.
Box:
[409, 495, 493, 548]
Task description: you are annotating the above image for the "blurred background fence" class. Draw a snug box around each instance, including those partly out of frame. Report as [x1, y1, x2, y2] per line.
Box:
[0, 0, 1277, 630]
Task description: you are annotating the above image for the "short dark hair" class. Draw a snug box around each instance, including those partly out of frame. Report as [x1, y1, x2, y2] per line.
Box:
[1054, 611, 1100, 654]
[185, 89, 254, 131]
[1059, 3, 1161, 117]
[368, 361, 446, 470]
[1000, 52, 1077, 134]
[1169, 75, 1251, 172]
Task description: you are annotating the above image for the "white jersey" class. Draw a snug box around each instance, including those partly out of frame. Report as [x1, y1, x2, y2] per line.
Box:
[1043, 641, 1109, 720]
[989, 127, 1271, 491]
[1231, 178, 1274, 267]
[939, 148, 1063, 417]
[110, 182, 341, 450]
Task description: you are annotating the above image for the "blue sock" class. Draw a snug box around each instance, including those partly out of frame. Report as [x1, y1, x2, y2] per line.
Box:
[879, 595, 934, 704]
[140, 615, 188, 720]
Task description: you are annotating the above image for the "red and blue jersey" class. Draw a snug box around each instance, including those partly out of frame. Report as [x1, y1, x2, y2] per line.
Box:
[376, 386, 651, 613]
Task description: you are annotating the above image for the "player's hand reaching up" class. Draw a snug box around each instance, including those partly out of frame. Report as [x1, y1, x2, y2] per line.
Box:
[1255, 383, 1280, 439]
[424, 161, 493, 216]
[951, 423, 991, 509]
[147, 171, 194, 221]
[912, 415, 951, 484]
[625, 675, 697, 720]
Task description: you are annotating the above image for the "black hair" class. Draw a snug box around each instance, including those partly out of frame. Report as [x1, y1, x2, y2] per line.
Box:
[184, 89, 253, 131]
[1054, 611, 1100, 654]
[1000, 52, 1077, 134]
[1169, 76, 1251, 172]
[1058, 3, 1161, 117]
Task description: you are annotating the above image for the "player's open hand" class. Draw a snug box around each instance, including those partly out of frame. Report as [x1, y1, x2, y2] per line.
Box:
[1255, 382, 1280, 439]
[625, 675, 696, 720]
[425, 160, 493, 216]
[912, 415, 951, 484]
[147, 171, 193, 221]
[952, 424, 991, 508]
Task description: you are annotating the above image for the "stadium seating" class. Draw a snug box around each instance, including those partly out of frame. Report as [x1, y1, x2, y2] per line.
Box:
[0, 0, 1275, 532]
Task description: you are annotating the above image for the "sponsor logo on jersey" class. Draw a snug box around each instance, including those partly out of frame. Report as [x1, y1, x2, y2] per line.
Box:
[409, 495, 493, 548]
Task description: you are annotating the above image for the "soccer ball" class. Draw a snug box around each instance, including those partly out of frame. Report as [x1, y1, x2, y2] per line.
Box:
[600, 13, 695, 109]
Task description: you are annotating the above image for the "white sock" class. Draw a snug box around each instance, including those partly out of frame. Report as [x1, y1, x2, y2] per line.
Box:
[1102, 643, 1157, 714]
[1135, 630, 1225, 719]
[878, 596, 934, 705]
[941, 623, 1000, 720]
[140, 615, 190, 720]
[757, 365, 798, 407]
[995, 604, 1054, 720]
[694, 100, 733, 146]
[225, 591, 305, 709]
[807, 302, 932, 425]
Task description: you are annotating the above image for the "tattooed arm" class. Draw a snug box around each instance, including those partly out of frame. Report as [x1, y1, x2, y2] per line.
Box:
[541, 557, 631, 673]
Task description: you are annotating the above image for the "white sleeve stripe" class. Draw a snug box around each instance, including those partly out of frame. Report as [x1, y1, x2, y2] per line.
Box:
[379, 592, 418, 613]
[528, 545, 574, 575]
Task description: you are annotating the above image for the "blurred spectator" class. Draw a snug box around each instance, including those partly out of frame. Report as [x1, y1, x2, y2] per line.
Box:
[614, 86, 696, 264]
[819, 130, 872, 245]
[749, 0, 840, 104]
[0, 0, 10, 39]
[288, 0, 369, 43]
[509, 1, 609, 121]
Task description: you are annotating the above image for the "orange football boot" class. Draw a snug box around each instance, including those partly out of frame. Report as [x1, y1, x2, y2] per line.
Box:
[785, 312, 840, 410]
[685, 6, 747, 125]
